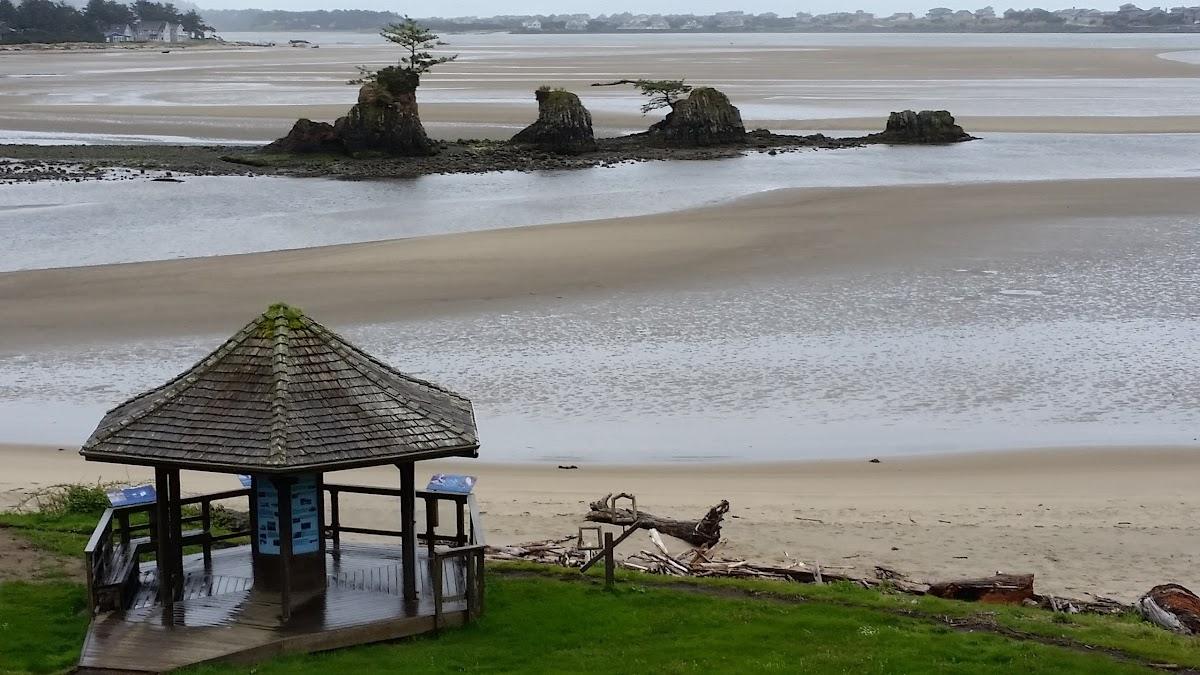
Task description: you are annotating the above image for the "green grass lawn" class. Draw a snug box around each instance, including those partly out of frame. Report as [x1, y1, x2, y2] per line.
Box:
[2, 498, 1197, 675]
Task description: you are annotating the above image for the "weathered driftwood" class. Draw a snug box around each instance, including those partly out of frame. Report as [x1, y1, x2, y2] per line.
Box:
[485, 536, 1150, 623]
[1137, 584, 1200, 634]
[927, 573, 1035, 605]
[584, 494, 729, 547]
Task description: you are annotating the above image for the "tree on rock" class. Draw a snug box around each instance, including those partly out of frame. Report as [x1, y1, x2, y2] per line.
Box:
[592, 78, 692, 114]
[339, 17, 457, 156]
[593, 78, 745, 147]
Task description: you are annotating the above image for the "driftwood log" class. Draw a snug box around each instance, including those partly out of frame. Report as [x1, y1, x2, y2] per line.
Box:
[585, 494, 729, 547]
[1137, 584, 1200, 634]
[927, 573, 1035, 605]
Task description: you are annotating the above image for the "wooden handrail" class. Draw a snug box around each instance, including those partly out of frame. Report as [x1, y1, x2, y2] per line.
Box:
[84, 508, 116, 555]
[83, 487, 252, 616]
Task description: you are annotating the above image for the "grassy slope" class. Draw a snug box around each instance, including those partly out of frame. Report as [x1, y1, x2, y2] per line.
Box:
[1, 507, 1196, 675]
[0, 582, 89, 674]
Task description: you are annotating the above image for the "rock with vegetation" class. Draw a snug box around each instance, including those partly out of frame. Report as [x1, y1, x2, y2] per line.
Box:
[263, 118, 341, 154]
[647, 87, 746, 147]
[870, 110, 974, 144]
[511, 87, 597, 154]
[334, 67, 436, 156]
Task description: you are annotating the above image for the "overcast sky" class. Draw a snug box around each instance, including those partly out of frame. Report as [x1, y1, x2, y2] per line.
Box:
[201, 1, 1133, 14]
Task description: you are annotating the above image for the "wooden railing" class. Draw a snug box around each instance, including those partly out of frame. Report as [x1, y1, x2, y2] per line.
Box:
[83, 488, 251, 615]
[323, 483, 486, 624]
[84, 482, 485, 623]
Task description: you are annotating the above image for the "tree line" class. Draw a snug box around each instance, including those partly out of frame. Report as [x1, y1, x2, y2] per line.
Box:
[0, 0, 211, 44]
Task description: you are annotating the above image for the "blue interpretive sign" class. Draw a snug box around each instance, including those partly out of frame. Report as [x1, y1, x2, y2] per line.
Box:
[425, 474, 476, 495]
[290, 475, 320, 555]
[106, 485, 156, 507]
[255, 474, 320, 556]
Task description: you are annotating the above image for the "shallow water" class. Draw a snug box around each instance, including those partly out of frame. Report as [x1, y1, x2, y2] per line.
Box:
[3, 132, 1199, 272]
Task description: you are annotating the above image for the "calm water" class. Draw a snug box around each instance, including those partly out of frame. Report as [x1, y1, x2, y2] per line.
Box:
[3, 132, 1199, 271]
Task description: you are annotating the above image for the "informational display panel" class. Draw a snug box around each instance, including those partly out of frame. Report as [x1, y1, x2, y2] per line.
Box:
[255, 474, 320, 556]
[290, 475, 320, 555]
[256, 477, 280, 555]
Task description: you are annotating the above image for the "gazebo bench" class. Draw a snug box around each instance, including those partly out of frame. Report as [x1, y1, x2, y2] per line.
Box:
[92, 529, 206, 613]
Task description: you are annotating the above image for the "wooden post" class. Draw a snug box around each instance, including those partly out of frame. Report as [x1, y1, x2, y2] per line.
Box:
[604, 531, 615, 589]
[432, 551, 443, 633]
[167, 469, 184, 602]
[153, 467, 173, 615]
[117, 511, 131, 549]
[424, 496, 438, 559]
[200, 499, 213, 569]
[329, 488, 341, 554]
[277, 478, 293, 623]
[398, 462, 417, 615]
[455, 501, 466, 546]
[475, 549, 486, 618]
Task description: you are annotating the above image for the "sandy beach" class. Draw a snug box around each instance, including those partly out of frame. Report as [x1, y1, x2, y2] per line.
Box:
[2, 443, 1196, 601]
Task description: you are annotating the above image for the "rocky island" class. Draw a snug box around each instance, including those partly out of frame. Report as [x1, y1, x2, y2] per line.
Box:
[0, 21, 974, 184]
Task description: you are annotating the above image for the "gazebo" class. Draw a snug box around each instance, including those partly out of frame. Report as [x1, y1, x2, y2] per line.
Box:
[76, 304, 486, 673]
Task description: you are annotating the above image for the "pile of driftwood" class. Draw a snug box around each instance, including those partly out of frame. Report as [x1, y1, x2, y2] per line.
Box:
[483, 493, 1200, 624]
[485, 532, 1128, 616]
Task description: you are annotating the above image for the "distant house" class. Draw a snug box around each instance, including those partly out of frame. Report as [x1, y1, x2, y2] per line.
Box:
[104, 24, 134, 42]
[680, 19, 702, 29]
[521, 19, 542, 31]
[885, 12, 915, 22]
[134, 21, 183, 42]
[564, 17, 589, 31]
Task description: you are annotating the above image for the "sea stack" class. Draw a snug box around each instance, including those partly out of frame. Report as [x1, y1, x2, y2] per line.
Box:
[511, 87, 597, 154]
[647, 86, 746, 147]
[263, 118, 341, 154]
[335, 67, 436, 156]
[872, 110, 974, 144]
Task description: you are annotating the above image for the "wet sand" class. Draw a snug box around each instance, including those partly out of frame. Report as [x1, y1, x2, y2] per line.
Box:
[2, 443, 1195, 601]
[1, 41, 1197, 142]
[4, 176, 1200, 351]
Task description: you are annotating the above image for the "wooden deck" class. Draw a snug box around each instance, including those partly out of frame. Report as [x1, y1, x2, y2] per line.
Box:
[78, 543, 468, 674]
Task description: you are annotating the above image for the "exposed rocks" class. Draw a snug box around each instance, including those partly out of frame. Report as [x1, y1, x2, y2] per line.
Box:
[1138, 583, 1200, 634]
[511, 87, 597, 155]
[869, 110, 975, 144]
[263, 118, 340, 154]
[266, 66, 437, 157]
[647, 87, 746, 147]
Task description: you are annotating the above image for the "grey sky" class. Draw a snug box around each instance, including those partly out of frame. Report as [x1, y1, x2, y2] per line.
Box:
[200, 1, 1133, 15]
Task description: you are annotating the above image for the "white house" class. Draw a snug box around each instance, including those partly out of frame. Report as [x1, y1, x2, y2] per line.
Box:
[135, 21, 184, 42]
[104, 24, 134, 42]
[521, 19, 542, 31]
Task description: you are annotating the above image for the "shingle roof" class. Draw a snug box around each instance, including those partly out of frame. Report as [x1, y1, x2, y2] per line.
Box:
[80, 303, 478, 473]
